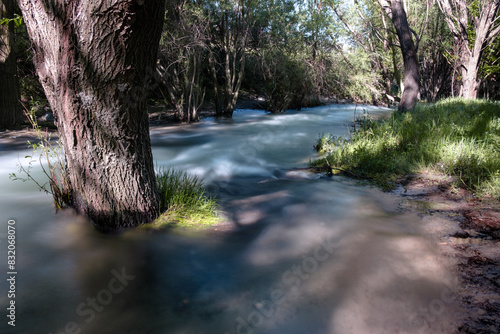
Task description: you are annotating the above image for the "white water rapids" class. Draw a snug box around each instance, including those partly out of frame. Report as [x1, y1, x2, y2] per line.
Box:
[0, 105, 460, 334]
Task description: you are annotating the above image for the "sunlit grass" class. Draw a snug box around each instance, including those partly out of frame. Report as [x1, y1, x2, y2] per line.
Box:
[312, 98, 500, 199]
[141, 168, 222, 231]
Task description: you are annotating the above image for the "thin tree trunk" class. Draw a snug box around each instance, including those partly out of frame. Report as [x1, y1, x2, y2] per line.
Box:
[382, 0, 420, 111]
[0, 0, 22, 129]
[208, 50, 223, 116]
[459, 1, 498, 99]
[18, 0, 164, 230]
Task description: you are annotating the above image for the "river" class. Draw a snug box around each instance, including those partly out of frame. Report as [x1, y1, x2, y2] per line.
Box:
[0, 105, 460, 334]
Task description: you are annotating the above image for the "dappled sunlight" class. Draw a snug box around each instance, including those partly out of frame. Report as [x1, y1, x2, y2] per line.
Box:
[235, 208, 460, 333]
[243, 217, 345, 266]
[328, 232, 460, 334]
[0, 105, 462, 333]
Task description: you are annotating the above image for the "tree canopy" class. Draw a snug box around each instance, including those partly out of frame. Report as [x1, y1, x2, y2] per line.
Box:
[6, 0, 500, 121]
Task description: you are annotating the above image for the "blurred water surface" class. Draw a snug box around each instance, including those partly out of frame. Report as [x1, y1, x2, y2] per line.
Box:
[0, 105, 460, 334]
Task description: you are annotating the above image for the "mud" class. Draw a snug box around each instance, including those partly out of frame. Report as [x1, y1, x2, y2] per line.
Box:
[396, 172, 500, 333]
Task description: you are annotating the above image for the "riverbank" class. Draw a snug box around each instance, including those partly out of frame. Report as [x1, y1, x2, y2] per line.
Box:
[394, 171, 500, 333]
[310, 98, 500, 333]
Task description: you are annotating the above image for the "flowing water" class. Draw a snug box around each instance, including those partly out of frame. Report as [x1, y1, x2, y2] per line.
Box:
[0, 105, 460, 334]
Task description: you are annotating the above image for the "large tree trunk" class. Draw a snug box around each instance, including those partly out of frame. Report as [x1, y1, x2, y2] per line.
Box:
[0, 0, 22, 129]
[437, 0, 500, 99]
[457, 0, 499, 99]
[379, 0, 420, 111]
[460, 43, 482, 99]
[18, 0, 164, 230]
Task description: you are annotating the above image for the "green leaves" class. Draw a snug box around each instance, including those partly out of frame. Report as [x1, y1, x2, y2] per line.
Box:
[0, 14, 23, 28]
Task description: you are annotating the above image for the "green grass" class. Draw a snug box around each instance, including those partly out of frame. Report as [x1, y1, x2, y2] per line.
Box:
[311, 98, 500, 199]
[141, 168, 222, 231]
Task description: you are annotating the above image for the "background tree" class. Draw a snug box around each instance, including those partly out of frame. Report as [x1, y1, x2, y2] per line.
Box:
[480, 34, 500, 99]
[377, 0, 421, 111]
[206, 0, 253, 117]
[0, 0, 22, 129]
[419, 4, 454, 102]
[437, 0, 500, 99]
[297, 0, 339, 106]
[246, 0, 317, 112]
[157, 0, 208, 123]
[334, 0, 395, 104]
[17, 0, 165, 230]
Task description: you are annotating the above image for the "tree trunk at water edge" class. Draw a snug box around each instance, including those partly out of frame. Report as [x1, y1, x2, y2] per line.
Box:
[379, 0, 420, 111]
[17, 0, 164, 230]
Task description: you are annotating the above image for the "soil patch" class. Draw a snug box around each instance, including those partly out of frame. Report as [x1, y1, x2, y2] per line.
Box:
[395, 172, 500, 333]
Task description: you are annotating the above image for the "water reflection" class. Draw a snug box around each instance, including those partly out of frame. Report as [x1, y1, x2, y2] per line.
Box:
[0, 105, 460, 334]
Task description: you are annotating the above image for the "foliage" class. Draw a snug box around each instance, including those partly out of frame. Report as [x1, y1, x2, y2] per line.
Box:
[147, 168, 221, 230]
[0, 13, 23, 27]
[5, 10, 47, 104]
[312, 99, 500, 199]
[242, 1, 316, 111]
[11, 0, 500, 115]
[260, 50, 314, 112]
[9, 104, 71, 210]
[479, 33, 500, 99]
[418, 4, 454, 101]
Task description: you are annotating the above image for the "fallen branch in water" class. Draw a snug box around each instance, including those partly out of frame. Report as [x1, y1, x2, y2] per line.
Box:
[290, 162, 369, 180]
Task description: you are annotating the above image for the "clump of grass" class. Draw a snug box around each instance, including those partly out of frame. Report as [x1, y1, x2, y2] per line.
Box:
[312, 98, 500, 199]
[143, 168, 221, 230]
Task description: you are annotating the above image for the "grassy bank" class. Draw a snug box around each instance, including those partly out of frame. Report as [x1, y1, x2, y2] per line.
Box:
[311, 98, 500, 199]
[141, 168, 222, 231]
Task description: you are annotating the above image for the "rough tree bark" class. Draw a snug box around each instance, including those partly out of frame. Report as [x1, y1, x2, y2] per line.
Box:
[0, 0, 22, 129]
[17, 0, 164, 230]
[437, 0, 500, 99]
[378, 0, 421, 111]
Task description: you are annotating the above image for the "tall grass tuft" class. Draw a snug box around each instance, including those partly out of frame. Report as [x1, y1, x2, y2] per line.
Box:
[312, 98, 500, 199]
[149, 168, 221, 230]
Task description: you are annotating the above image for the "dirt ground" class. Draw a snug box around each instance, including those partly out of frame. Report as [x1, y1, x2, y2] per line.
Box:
[395, 172, 500, 333]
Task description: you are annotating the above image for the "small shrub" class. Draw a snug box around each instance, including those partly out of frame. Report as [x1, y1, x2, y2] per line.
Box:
[10, 103, 71, 210]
